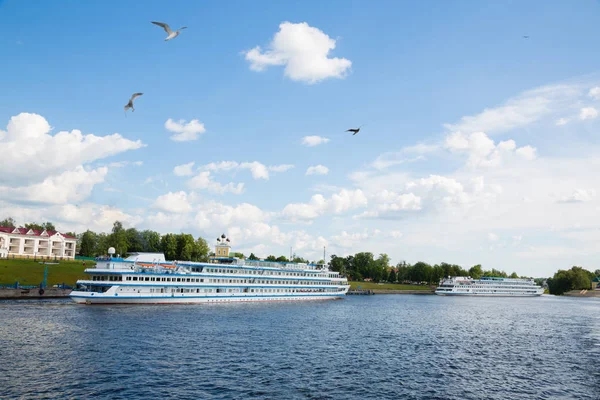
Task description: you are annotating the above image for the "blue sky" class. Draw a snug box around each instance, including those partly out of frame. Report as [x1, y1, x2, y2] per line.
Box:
[1, 0, 600, 276]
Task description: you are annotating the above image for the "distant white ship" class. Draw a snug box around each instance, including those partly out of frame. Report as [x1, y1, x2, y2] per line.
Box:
[435, 276, 543, 296]
[70, 235, 349, 304]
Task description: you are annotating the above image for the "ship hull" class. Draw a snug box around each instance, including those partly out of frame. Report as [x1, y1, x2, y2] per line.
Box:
[70, 291, 346, 304]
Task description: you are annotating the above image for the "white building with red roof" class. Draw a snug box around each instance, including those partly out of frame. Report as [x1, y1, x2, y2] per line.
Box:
[0, 227, 77, 259]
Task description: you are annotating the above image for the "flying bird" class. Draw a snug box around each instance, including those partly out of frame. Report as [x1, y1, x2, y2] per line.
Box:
[523, 35, 529, 39]
[124, 93, 143, 114]
[151, 21, 187, 41]
[346, 125, 364, 135]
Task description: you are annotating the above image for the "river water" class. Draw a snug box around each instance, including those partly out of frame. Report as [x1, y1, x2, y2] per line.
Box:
[0, 295, 598, 399]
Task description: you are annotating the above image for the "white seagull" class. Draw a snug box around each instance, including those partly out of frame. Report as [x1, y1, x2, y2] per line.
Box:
[124, 93, 143, 114]
[151, 21, 187, 41]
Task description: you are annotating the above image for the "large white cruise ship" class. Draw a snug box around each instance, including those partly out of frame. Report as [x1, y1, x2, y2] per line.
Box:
[435, 276, 543, 296]
[70, 235, 349, 304]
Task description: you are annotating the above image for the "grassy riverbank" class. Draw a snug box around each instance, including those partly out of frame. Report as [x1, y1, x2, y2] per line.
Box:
[349, 281, 432, 291]
[0, 259, 92, 286]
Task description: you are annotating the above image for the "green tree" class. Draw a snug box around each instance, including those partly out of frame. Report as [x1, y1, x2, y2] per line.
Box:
[595, 269, 600, 277]
[329, 255, 346, 275]
[292, 256, 309, 263]
[276, 256, 289, 262]
[79, 230, 98, 257]
[248, 253, 259, 260]
[0, 217, 16, 228]
[265, 255, 277, 261]
[509, 272, 519, 279]
[95, 233, 111, 256]
[547, 266, 594, 295]
[140, 230, 161, 252]
[192, 237, 210, 262]
[161, 234, 178, 261]
[388, 268, 397, 283]
[109, 221, 128, 256]
[469, 264, 483, 279]
[126, 228, 144, 253]
[176, 233, 195, 261]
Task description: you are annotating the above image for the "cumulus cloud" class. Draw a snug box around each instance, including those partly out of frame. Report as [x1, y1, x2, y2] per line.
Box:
[0, 166, 107, 204]
[173, 162, 195, 177]
[281, 189, 368, 222]
[557, 189, 595, 203]
[56, 203, 143, 233]
[579, 107, 598, 120]
[187, 171, 244, 195]
[152, 191, 193, 213]
[0, 113, 144, 185]
[201, 160, 293, 180]
[354, 191, 421, 219]
[165, 118, 206, 142]
[301, 135, 330, 147]
[589, 87, 600, 100]
[306, 165, 329, 175]
[444, 131, 536, 167]
[243, 22, 352, 84]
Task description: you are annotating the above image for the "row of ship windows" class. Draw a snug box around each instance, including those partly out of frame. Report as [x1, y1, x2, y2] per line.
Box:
[440, 285, 536, 289]
[194, 267, 337, 278]
[116, 287, 345, 294]
[91, 275, 338, 285]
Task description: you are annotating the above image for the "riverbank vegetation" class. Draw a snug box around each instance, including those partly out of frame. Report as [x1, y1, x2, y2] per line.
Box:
[547, 266, 599, 295]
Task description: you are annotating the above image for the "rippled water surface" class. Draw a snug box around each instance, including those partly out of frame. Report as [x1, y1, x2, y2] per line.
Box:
[1, 295, 599, 399]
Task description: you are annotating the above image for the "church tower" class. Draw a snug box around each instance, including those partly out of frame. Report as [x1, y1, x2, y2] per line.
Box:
[215, 234, 231, 258]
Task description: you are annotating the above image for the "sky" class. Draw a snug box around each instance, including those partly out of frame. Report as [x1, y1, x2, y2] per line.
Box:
[1, 0, 600, 277]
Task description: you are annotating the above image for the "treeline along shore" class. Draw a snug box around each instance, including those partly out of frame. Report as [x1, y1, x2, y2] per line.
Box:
[1, 217, 599, 296]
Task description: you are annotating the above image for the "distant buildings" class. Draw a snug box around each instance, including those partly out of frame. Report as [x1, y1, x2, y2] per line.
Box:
[0, 227, 77, 259]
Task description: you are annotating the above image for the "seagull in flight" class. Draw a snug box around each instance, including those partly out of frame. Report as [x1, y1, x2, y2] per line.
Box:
[151, 21, 187, 41]
[124, 93, 143, 114]
[523, 35, 529, 39]
[346, 125, 364, 135]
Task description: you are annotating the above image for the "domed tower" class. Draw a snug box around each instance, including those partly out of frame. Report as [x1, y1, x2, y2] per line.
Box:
[215, 234, 231, 258]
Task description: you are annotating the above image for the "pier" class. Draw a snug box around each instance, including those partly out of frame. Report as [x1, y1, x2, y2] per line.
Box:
[347, 289, 374, 295]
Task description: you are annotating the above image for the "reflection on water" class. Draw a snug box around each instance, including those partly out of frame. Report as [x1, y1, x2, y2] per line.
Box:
[0, 296, 598, 399]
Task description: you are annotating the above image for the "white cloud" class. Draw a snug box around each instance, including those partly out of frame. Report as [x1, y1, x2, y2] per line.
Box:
[444, 131, 536, 167]
[354, 191, 421, 219]
[0, 113, 144, 185]
[443, 83, 580, 135]
[487, 233, 499, 242]
[306, 165, 329, 175]
[0, 166, 107, 204]
[108, 160, 143, 168]
[579, 107, 598, 120]
[152, 191, 193, 213]
[555, 118, 569, 126]
[240, 162, 269, 180]
[243, 21, 352, 84]
[268, 164, 295, 173]
[330, 230, 369, 249]
[301, 136, 330, 147]
[165, 119, 206, 142]
[187, 171, 244, 195]
[515, 145, 537, 160]
[281, 189, 368, 222]
[201, 160, 293, 180]
[558, 189, 595, 204]
[173, 162, 195, 177]
[589, 87, 600, 100]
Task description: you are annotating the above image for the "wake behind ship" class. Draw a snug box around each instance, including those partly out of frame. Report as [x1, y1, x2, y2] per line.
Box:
[70, 235, 349, 304]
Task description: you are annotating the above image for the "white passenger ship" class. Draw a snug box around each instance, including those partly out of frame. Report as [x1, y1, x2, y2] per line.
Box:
[435, 276, 543, 296]
[70, 235, 350, 304]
